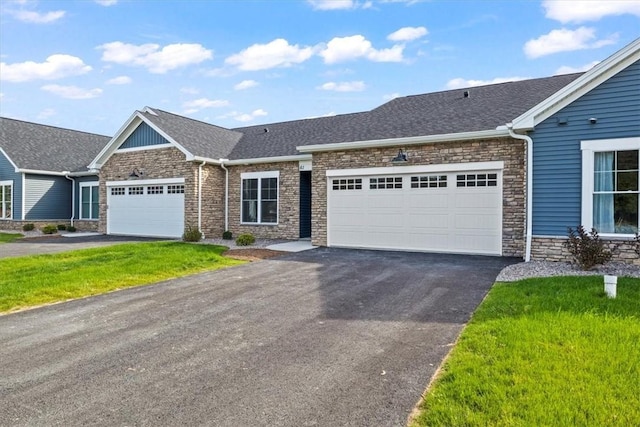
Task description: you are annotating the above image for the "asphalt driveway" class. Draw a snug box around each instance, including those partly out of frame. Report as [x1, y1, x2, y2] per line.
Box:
[0, 248, 517, 426]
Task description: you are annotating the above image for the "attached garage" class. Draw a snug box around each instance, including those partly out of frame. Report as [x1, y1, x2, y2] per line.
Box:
[327, 162, 503, 255]
[106, 178, 185, 238]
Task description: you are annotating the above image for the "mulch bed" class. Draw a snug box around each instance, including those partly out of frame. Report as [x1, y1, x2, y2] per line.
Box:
[222, 248, 287, 261]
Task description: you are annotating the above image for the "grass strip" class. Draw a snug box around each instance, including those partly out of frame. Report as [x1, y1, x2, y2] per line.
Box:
[0, 232, 23, 244]
[411, 275, 640, 427]
[0, 242, 244, 313]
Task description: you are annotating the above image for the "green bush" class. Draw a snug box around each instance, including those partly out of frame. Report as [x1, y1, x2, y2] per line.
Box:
[182, 224, 203, 242]
[66, 226, 77, 232]
[22, 223, 35, 232]
[235, 233, 255, 246]
[41, 225, 58, 235]
[222, 230, 233, 240]
[57, 224, 67, 231]
[565, 226, 613, 270]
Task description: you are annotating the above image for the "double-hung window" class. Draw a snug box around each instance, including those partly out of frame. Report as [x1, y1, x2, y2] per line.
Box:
[582, 138, 639, 235]
[80, 183, 99, 220]
[0, 181, 12, 219]
[241, 171, 279, 224]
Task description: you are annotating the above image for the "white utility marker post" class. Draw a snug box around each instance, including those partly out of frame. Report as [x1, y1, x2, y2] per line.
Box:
[604, 275, 617, 298]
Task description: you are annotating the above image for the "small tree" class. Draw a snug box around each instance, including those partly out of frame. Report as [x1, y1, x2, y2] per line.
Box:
[565, 226, 613, 270]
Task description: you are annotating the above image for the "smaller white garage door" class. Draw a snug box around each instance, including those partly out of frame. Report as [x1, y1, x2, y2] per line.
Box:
[107, 178, 185, 238]
[327, 162, 504, 255]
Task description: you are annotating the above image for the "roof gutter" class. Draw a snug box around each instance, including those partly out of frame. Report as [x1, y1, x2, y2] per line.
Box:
[16, 168, 97, 177]
[224, 154, 312, 165]
[297, 129, 511, 153]
[508, 124, 533, 262]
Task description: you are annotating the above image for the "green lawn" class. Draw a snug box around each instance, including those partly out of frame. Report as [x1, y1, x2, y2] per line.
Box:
[0, 232, 23, 243]
[0, 242, 244, 313]
[411, 275, 640, 427]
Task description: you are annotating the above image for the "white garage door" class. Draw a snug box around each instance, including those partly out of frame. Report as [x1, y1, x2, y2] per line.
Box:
[106, 179, 185, 238]
[327, 163, 503, 255]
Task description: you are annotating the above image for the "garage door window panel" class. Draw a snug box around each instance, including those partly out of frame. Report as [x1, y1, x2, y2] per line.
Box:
[411, 175, 447, 188]
[332, 178, 362, 190]
[370, 177, 403, 189]
[242, 172, 279, 224]
[129, 186, 144, 195]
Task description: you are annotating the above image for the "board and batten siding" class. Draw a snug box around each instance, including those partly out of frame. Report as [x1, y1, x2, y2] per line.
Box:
[119, 122, 170, 149]
[24, 174, 72, 220]
[531, 59, 640, 236]
[0, 151, 22, 220]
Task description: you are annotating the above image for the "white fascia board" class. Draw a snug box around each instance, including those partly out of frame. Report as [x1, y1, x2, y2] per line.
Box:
[0, 147, 19, 172]
[326, 161, 504, 177]
[67, 170, 99, 177]
[512, 38, 640, 131]
[224, 154, 312, 165]
[297, 129, 510, 153]
[190, 156, 221, 165]
[106, 177, 185, 187]
[18, 169, 68, 176]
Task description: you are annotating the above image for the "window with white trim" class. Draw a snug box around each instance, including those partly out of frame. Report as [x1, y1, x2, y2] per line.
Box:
[80, 183, 99, 220]
[241, 171, 279, 224]
[0, 181, 12, 219]
[582, 138, 640, 235]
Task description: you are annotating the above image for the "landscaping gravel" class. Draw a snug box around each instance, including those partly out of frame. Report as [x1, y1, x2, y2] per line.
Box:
[497, 260, 640, 281]
[201, 237, 288, 249]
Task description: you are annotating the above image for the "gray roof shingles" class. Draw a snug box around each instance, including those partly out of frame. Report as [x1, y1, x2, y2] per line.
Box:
[0, 117, 110, 173]
[140, 108, 243, 160]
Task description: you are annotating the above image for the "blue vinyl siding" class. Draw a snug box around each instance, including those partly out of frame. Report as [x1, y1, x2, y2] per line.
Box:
[0, 151, 22, 220]
[24, 174, 72, 220]
[531, 60, 640, 236]
[119, 122, 169, 149]
[73, 176, 99, 219]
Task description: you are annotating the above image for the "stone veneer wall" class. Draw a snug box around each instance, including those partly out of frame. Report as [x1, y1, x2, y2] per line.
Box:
[311, 138, 526, 257]
[98, 147, 226, 238]
[227, 161, 300, 240]
[531, 237, 640, 266]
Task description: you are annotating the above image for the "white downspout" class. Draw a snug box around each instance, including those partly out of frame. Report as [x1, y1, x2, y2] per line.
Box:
[508, 125, 533, 262]
[64, 173, 75, 227]
[198, 161, 206, 239]
[219, 159, 229, 232]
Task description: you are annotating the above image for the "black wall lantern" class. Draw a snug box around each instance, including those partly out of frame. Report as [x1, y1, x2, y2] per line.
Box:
[129, 168, 144, 179]
[391, 149, 408, 163]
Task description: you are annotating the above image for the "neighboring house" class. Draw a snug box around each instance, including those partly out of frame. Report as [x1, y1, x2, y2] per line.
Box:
[0, 118, 110, 230]
[510, 38, 640, 264]
[3, 39, 638, 264]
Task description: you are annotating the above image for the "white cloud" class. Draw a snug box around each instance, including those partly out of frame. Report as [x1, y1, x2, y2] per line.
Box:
[95, 0, 118, 6]
[41, 84, 103, 99]
[543, 0, 640, 23]
[319, 35, 404, 63]
[383, 92, 401, 100]
[7, 9, 65, 23]
[445, 76, 530, 90]
[106, 75, 132, 85]
[233, 109, 268, 122]
[225, 39, 314, 71]
[234, 79, 259, 90]
[387, 26, 428, 42]
[318, 81, 366, 92]
[308, 0, 355, 10]
[98, 42, 213, 73]
[180, 87, 199, 94]
[0, 54, 92, 82]
[524, 27, 618, 58]
[555, 60, 600, 75]
[304, 111, 337, 119]
[37, 108, 56, 119]
[183, 98, 230, 113]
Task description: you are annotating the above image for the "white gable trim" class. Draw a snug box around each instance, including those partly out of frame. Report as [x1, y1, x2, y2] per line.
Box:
[88, 108, 193, 169]
[512, 38, 640, 131]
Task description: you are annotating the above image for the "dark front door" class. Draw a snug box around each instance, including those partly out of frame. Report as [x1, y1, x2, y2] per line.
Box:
[299, 171, 312, 239]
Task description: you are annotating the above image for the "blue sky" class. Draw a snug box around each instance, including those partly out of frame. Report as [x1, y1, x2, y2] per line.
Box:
[1, 0, 639, 136]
